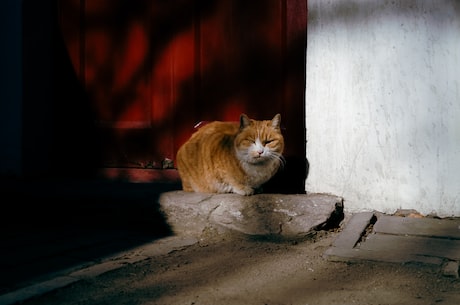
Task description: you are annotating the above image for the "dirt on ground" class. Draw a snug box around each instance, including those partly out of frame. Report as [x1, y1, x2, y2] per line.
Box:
[20, 228, 460, 305]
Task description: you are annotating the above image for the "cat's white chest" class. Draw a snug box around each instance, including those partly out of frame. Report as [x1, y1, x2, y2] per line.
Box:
[242, 159, 279, 187]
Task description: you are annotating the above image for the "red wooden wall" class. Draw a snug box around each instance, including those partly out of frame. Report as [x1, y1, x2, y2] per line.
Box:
[56, 0, 307, 192]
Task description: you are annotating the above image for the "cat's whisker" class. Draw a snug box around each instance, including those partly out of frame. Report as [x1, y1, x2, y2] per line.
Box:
[280, 155, 287, 167]
[270, 152, 286, 169]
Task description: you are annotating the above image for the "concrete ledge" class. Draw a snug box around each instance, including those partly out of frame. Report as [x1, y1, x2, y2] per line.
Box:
[159, 191, 344, 239]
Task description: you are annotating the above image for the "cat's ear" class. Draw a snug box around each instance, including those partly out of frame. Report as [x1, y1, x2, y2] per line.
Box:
[240, 113, 251, 129]
[271, 113, 281, 129]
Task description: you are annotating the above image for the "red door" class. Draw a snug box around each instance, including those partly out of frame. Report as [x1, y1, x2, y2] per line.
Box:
[57, 0, 307, 193]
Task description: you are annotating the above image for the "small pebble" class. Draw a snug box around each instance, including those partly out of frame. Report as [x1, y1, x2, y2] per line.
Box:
[442, 261, 459, 278]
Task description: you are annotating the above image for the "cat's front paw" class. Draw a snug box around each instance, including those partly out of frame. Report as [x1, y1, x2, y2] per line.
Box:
[233, 186, 255, 196]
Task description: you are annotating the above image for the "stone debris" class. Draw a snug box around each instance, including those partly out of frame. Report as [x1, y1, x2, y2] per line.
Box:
[393, 209, 424, 218]
[442, 261, 459, 278]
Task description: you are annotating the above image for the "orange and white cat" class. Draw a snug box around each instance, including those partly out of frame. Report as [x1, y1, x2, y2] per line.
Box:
[176, 113, 285, 195]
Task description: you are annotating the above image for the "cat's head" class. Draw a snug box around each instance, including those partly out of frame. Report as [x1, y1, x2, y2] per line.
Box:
[235, 113, 285, 165]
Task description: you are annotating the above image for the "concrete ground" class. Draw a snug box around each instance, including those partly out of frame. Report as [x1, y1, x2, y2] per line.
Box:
[1, 180, 459, 305]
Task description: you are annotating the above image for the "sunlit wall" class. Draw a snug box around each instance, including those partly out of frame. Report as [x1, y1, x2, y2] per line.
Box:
[305, 0, 460, 217]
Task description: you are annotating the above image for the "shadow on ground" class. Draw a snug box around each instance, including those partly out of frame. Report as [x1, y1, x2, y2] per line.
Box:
[0, 179, 181, 294]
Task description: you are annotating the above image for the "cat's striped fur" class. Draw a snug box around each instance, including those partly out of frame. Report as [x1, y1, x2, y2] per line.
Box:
[176, 113, 284, 195]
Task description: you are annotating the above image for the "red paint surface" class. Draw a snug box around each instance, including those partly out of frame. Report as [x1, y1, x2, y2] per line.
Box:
[56, 0, 306, 191]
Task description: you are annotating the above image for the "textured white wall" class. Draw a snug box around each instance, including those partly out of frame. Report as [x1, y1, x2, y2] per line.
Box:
[305, 0, 460, 217]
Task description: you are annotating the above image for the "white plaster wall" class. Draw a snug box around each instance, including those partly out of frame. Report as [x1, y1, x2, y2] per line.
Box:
[305, 0, 460, 217]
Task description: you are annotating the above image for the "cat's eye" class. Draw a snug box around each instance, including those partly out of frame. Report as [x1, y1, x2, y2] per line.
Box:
[263, 140, 274, 145]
